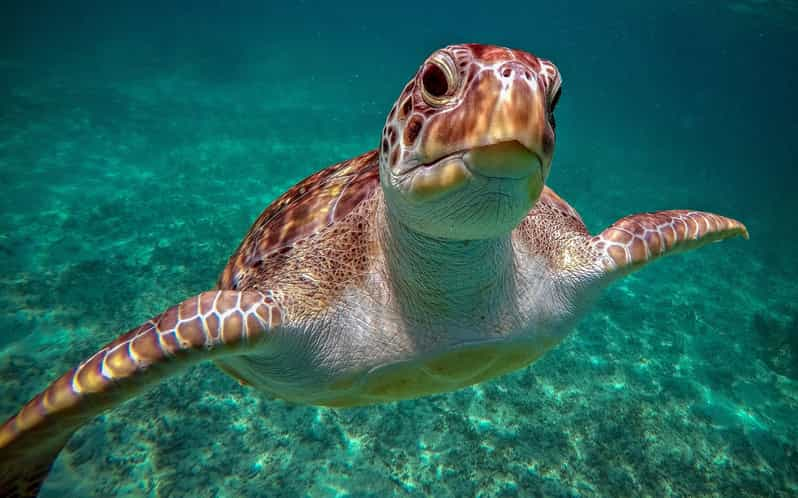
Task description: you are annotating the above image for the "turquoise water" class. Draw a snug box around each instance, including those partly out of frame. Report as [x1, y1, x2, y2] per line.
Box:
[1, 1, 796, 496]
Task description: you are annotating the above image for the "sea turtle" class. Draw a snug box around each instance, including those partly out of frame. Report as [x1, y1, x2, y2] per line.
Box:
[0, 43, 747, 497]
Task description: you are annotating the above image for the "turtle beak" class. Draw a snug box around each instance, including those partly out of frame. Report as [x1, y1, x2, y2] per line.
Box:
[462, 140, 542, 179]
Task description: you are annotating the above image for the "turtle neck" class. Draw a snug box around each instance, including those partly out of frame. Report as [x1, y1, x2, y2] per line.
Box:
[377, 193, 517, 325]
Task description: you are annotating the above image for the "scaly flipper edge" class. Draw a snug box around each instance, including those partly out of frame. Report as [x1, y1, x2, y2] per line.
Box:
[0, 290, 283, 498]
[591, 210, 748, 280]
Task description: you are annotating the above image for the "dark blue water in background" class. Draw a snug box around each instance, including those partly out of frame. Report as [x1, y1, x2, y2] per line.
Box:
[1, 2, 796, 496]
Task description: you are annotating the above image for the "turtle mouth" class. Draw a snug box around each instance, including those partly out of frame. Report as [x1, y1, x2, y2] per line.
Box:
[400, 140, 543, 200]
[461, 140, 542, 179]
[412, 140, 542, 179]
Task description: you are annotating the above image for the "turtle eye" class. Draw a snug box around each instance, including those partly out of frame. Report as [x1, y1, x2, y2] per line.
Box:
[420, 53, 458, 106]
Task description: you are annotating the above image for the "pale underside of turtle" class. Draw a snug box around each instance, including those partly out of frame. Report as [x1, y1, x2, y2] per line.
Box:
[0, 43, 748, 497]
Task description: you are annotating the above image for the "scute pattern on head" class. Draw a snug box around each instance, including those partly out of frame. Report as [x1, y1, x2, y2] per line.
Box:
[377, 43, 563, 241]
[219, 151, 380, 290]
[379, 43, 561, 177]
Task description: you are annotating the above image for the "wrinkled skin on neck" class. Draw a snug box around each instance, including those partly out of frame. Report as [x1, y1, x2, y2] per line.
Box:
[377, 195, 518, 324]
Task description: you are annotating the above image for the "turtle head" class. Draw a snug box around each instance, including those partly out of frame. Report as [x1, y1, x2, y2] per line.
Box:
[379, 43, 562, 240]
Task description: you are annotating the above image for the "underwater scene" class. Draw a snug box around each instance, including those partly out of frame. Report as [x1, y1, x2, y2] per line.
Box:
[1, 1, 796, 497]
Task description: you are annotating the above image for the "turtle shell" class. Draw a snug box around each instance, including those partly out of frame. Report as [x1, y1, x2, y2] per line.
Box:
[218, 150, 380, 290]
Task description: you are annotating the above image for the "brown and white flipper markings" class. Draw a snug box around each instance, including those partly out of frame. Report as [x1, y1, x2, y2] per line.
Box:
[592, 210, 749, 279]
[0, 290, 283, 498]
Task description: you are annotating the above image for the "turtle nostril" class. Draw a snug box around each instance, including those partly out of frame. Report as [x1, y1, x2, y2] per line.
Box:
[499, 62, 530, 79]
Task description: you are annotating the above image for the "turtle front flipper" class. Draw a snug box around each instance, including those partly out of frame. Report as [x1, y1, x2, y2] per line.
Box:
[0, 290, 283, 498]
[592, 210, 748, 280]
